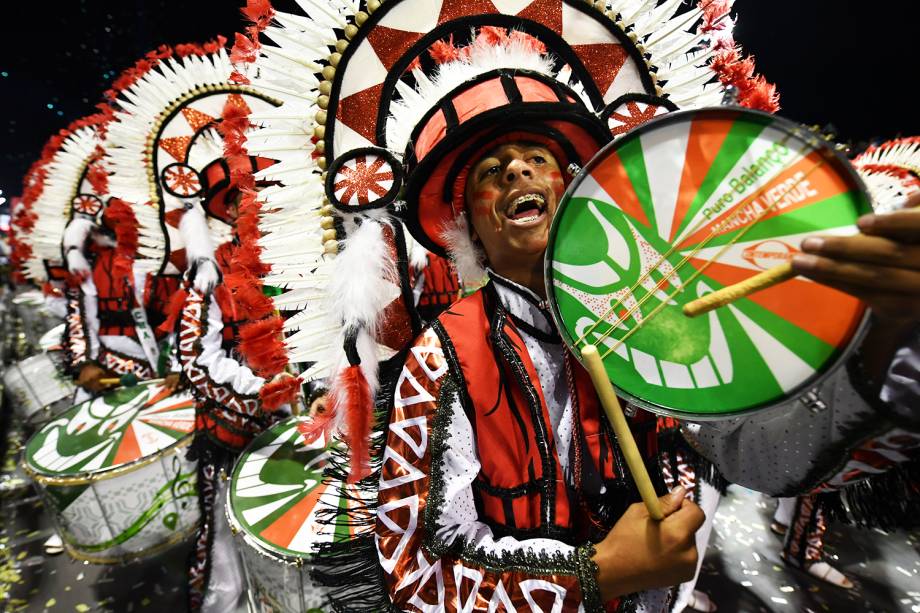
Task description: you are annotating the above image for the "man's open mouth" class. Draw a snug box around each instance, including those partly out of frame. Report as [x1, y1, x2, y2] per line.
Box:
[505, 193, 547, 224]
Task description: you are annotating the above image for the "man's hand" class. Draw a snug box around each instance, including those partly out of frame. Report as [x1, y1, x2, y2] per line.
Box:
[593, 487, 704, 601]
[77, 363, 108, 393]
[162, 373, 181, 393]
[792, 205, 920, 322]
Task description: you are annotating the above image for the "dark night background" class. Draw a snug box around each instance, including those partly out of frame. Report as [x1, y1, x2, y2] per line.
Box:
[1, 0, 919, 201]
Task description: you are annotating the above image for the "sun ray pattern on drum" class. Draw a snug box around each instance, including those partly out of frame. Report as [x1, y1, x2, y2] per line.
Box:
[22, 381, 199, 563]
[26, 382, 195, 476]
[548, 109, 870, 417]
[228, 418, 363, 611]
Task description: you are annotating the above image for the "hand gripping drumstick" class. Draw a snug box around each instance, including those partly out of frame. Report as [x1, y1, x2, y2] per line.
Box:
[580, 344, 665, 520]
[682, 262, 795, 318]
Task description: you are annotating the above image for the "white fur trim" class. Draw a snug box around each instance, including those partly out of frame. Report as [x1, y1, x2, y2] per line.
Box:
[439, 214, 487, 289]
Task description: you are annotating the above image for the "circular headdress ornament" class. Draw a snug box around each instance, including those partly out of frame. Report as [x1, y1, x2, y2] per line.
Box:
[326, 147, 403, 212]
[71, 194, 105, 217]
[160, 162, 204, 199]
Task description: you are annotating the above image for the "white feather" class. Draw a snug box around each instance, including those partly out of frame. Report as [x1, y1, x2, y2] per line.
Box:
[439, 214, 487, 289]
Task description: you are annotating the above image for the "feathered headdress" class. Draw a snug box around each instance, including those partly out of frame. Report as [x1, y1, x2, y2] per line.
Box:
[102, 39, 281, 278]
[19, 111, 113, 284]
[853, 137, 920, 213]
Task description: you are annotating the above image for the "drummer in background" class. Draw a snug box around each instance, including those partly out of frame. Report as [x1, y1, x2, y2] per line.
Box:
[171, 130, 291, 613]
[365, 36, 920, 613]
[62, 193, 181, 396]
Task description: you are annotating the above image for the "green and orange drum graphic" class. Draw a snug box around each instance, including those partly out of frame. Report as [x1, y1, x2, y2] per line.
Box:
[23, 380, 198, 563]
[547, 108, 870, 418]
[228, 417, 362, 613]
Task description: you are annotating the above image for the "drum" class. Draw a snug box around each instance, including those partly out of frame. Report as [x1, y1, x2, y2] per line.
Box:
[547, 107, 871, 419]
[228, 417, 361, 613]
[39, 323, 66, 351]
[22, 380, 198, 563]
[2, 351, 76, 425]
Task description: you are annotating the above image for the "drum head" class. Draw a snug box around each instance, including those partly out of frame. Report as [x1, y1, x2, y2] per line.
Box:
[546, 107, 870, 419]
[228, 417, 352, 559]
[24, 381, 195, 479]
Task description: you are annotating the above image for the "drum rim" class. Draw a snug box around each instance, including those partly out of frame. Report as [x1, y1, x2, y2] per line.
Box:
[227, 416, 344, 561]
[544, 105, 872, 420]
[21, 381, 196, 485]
[3, 352, 77, 423]
[59, 520, 198, 565]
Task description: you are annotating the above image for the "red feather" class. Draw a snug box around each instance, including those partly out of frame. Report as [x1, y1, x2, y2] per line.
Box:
[331, 365, 374, 483]
[242, 0, 275, 29]
[238, 316, 288, 376]
[158, 288, 189, 334]
[260, 376, 303, 411]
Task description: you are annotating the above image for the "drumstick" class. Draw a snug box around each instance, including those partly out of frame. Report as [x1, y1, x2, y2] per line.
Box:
[682, 262, 795, 318]
[580, 344, 664, 521]
[98, 373, 140, 388]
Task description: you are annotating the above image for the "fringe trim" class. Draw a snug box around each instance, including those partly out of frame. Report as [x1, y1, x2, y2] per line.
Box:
[309, 351, 406, 612]
[657, 426, 730, 496]
[817, 457, 920, 531]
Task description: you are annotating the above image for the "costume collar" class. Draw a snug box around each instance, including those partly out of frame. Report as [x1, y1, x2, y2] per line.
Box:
[488, 269, 556, 340]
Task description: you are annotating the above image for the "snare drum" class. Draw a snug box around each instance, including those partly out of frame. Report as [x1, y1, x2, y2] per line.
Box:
[547, 107, 871, 419]
[3, 351, 75, 425]
[22, 380, 198, 563]
[228, 417, 361, 612]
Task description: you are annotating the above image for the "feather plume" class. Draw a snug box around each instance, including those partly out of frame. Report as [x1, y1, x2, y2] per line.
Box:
[331, 363, 374, 482]
[158, 288, 190, 335]
[260, 375, 302, 411]
[239, 316, 289, 376]
[439, 214, 487, 289]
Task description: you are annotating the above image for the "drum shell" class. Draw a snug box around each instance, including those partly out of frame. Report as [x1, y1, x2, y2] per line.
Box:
[28, 441, 199, 564]
[227, 503, 326, 613]
[226, 416, 346, 612]
[2, 351, 75, 426]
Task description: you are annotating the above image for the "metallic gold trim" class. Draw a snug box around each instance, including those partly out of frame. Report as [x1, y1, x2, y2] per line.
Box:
[22, 434, 194, 486]
[62, 520, 199, 565]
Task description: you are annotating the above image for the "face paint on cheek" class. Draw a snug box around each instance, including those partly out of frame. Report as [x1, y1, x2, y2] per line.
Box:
[549, 171, 565, 199]
[471, 189, 499, 219]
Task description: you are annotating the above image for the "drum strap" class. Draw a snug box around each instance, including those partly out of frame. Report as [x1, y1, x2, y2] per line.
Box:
[129, 274, 160, 370]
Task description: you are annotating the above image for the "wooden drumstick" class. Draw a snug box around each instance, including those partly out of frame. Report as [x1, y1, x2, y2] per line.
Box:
[98, 373, 140, 388]
[682, 262, 795, 318]
[580, 344, 664, 521]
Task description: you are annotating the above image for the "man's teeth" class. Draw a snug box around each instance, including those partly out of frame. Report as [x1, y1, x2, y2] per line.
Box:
[507, 194, 546, 219]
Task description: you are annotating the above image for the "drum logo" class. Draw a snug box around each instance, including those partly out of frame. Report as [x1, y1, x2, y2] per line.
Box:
[742, 240, 799, 270]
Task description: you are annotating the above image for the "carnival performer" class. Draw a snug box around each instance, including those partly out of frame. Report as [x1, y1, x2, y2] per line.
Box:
[233, 0, 920, 610]
[100, 35, 297, 612]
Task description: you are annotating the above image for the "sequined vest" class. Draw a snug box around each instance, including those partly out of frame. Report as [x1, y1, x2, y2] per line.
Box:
[435, 285, 659, 544]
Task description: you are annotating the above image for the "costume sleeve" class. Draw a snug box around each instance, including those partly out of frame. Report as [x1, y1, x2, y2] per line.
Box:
[63, 281, 101, 372]
[177, 287, 264, 403]
[376, 329, 603, 612]
[684, 343, 920, 497]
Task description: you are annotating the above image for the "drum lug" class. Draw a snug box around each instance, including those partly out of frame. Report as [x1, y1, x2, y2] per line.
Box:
[798, 389, 828, 414]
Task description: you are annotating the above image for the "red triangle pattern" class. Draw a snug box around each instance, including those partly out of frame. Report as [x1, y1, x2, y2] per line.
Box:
[181, 107, 217, 133]
[225, 93, 252, 116]
[164, 208, 186, 228]
[572, 43, 628, 98]
[169, 248, 188, 272]
[438, 0, 498, 23]
[336, 83, 385, 146]
[517, 0, 562, 30]
[158, 136, 192, 163]
[367, 25, 426, 71]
